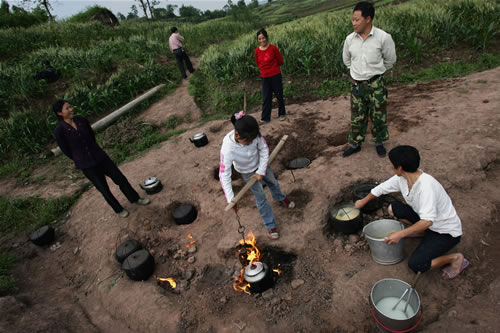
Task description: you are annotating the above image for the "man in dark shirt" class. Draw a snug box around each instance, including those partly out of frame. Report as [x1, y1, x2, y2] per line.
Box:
[53, 99, 150, 217]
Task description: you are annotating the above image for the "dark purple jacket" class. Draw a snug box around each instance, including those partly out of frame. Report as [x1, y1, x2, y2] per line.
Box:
[54, 116, 108, 169]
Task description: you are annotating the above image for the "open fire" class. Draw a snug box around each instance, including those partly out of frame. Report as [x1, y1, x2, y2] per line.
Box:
[156, 277, 176, 289]
[233, 232, 281, 295]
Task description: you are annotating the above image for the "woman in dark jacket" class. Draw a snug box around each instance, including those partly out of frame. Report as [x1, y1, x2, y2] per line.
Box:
[254, 28, 286, 123]
[53, 99, 150, 217]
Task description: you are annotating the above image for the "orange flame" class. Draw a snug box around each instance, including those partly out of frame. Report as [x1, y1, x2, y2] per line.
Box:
[239, 232, 260, 265]
[233, 232, 262, 294]
[185, 240, 197, 248]
[233, 268, 251, 295]
[273, 269, 281, 275]
[187, 233, 192, 239]
[156, 277, 176, 288]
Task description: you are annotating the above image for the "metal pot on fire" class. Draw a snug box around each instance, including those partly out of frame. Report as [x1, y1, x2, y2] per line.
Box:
[329, 204, 363, 234]
[140, 176, 163, 195]
[353, 183, 383, 213]
[189, 132, 208, 148]
[244, 261, 274, 293]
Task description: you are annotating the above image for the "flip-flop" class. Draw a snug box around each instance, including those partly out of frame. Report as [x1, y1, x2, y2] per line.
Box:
[442, 258, 469, 280]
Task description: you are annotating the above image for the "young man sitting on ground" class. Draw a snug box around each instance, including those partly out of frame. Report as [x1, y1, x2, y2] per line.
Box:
[355, 145, 468, 279]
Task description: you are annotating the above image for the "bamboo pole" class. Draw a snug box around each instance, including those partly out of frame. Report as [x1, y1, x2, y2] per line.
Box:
[225, 135, 288, 212]
[51, 84, 165, 156]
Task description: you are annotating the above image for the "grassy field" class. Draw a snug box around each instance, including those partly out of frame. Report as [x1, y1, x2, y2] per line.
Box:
[191, 0, 499, 117]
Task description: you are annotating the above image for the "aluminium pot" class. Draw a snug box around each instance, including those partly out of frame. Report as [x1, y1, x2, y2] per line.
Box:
[328, 205, 363, 234]
[190, 132, 208, 148]
[140, 176, 163, 195]
[370, 278, 422, 332]
[244, 261, 274, 293]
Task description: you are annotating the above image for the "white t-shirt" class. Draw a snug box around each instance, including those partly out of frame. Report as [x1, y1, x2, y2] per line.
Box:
[371, 172, 462, 237]
[219, 130, 269, 203]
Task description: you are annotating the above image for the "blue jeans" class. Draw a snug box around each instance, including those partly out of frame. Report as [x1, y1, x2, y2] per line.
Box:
[241, 166, 286, 229]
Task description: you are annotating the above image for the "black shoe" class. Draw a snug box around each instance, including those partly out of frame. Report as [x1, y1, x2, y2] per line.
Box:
[376, 144, 387, 157]
[343, 145, 361, 158]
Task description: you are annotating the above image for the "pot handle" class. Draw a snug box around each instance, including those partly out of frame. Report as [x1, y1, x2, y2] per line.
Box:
[189, 138, 194, 143]
[139, 183, 145, 190]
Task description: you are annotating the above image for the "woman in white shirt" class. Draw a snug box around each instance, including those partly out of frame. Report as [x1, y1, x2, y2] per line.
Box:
[219, 112, 294, 240]
[355, 145, 468, 279]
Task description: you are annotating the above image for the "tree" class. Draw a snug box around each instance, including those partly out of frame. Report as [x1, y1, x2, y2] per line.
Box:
[22, 0, 53, 20]
[127, 4, 139, 19]
[117, 12, 126, 21]
[179, 5, 200, 21]
[135, 0, 149, 19]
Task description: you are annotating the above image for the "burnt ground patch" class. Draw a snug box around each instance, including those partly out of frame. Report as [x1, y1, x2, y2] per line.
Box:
[264, 111, 338, 177]
[260, 246, 298, 284]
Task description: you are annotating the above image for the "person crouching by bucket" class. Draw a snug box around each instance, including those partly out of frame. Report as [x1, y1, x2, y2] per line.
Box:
[355, 145, 469, 279]
[219, 112, 295, 240]
[53, 100, 151, 218]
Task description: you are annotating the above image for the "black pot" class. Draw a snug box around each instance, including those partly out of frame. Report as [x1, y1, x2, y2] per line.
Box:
[115, 240, 143, 263]
[172, 203, 198, 225]
[190, 133, 208, 148]
[329, 205, 363, 234]
[122, 249, 155, 281]
[140, 177, 163, 195]
[30, 225, 55, 246]
[353, 183, 382, 213]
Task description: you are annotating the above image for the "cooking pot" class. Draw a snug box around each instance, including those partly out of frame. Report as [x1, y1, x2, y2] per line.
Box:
[139, 176, 163, 195]
[115, 239, 143, 263]
[122, 249, 155, 281]
[190, 132, 208, 148]
[244, 261, 274, 293]
[353, 183, 382, 213]
[30, 225, 55, 246]
[329, 204, 363, 234]
[172, 203, 198, 225]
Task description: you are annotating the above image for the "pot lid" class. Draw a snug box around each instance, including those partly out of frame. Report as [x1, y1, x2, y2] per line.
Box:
[334, 206, 360, 221]
[144, 177, 158, 186]
[193, 132, 206, 140]
[244, 261, 267, 283]
[288, 157, 311, 170]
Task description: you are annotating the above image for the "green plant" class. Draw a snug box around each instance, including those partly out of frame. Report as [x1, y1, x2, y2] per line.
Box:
[0, 251, 16, 296]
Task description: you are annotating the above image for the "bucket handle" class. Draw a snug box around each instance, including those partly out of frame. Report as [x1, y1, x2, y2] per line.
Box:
[369, 305, 423, 333]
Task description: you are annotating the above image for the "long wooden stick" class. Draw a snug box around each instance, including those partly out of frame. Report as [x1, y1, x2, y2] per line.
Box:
[225, 135, 288, 211]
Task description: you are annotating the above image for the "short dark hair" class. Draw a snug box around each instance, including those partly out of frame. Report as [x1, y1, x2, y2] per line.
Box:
[231, 114, 260, 141]
[256, 28, 268, 40]
[171, 26, 178, 33]
[354, 1, 375, 20]
[52, 99, 67, 119]
[388, 145, 420, 172]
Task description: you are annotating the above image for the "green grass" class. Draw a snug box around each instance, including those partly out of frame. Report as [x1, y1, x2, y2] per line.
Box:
[0, 251, 16, 296]
[0, 195, 76, 237]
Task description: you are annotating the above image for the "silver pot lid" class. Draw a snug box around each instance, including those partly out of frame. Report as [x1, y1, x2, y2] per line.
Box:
[193, 132, 206, 140]
[244, 261, 267, 283]
[143, 176, 159, 187]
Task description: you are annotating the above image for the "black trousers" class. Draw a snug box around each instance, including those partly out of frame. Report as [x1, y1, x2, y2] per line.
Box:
[261, 73, 286, 121]
[82, 156, 139, 213]
[391, 201, 461, 273]
[173, 48, 194, 78]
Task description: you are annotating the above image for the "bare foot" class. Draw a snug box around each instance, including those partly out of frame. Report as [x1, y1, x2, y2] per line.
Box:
[441, 253, 465, 279]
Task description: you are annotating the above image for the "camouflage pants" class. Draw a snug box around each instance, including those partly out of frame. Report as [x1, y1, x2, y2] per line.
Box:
[348, 76, 389, 145]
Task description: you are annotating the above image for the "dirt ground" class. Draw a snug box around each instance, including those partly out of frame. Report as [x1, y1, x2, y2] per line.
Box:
[1, 67, 500, 333]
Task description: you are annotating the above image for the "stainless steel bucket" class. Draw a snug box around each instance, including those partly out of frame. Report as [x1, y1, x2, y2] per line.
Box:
[363, 219, 405, 265]
[370, 278, 422, 332]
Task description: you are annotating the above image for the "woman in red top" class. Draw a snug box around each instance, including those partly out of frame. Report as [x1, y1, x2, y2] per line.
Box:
[254, 28, 286, 123]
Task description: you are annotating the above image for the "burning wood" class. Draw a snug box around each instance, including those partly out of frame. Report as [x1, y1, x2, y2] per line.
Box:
[186, 234, 197, 248]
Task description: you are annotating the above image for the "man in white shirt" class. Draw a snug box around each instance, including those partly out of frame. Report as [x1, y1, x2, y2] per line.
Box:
[169, 27, 194, 79]
[355, 145, 469, 279]
[342, 2, 396, 158]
